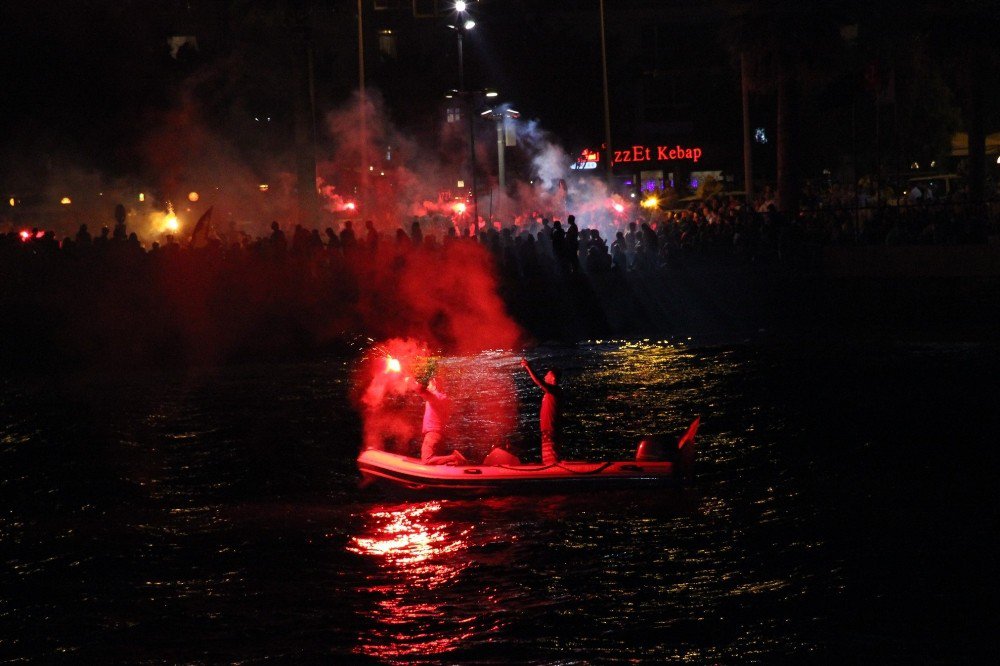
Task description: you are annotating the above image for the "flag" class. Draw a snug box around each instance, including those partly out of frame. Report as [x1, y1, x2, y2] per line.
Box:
[189, 206, 214, 249]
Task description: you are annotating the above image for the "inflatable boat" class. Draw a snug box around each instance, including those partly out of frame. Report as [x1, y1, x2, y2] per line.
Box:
[357, 417, 700, 497]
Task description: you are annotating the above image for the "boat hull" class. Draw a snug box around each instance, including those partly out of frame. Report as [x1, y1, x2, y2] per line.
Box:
[357, 448, 685, 497]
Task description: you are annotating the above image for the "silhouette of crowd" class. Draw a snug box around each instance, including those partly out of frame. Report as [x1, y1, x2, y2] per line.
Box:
[2, 188, 998, 371]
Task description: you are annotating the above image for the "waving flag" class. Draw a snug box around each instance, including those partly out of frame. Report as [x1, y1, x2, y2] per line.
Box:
[188, 206, 214, 249]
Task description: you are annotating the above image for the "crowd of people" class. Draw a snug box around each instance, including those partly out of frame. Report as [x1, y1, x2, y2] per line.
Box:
[2, 188, 998, 370]
[5, 184, 998, 282]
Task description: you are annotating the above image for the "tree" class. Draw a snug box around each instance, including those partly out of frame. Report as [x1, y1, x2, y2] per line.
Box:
[926, 0, 1000, 221]
[719, 2, 847, 213]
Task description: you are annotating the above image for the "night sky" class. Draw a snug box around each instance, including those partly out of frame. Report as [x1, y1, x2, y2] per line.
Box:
[1, 2, 611, 191]
[2, 1, 999, 199]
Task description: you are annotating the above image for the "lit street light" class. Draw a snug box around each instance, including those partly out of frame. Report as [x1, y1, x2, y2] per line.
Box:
[446, 2, 486, 230]
[480, 107, 520, 190]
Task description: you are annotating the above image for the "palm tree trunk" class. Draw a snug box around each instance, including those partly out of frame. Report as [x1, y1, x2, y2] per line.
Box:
[776, 57, 800, 214]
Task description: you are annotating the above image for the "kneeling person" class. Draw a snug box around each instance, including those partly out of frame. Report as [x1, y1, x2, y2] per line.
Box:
[412, 375, 468, 465]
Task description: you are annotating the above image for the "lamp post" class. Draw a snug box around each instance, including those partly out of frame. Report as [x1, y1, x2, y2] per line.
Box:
[447, 4, 481, 232]
[357, 0, 369, 216]
[480, 107, 520, 190]
[599, 0, 614, 192]
[447, 88, 496, 233]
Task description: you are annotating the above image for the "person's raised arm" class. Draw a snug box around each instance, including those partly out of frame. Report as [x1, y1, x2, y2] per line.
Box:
[521, 358, 552, 392]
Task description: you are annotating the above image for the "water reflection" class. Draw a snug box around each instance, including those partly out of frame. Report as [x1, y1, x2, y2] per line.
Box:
[348, 501, 478, 662]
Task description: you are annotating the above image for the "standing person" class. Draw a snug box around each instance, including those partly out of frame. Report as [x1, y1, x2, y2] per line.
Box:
[565, 215, 580, 273]
[340, 220, 357, 253]
[365, 219, 380, 254]
[409, 375, 467, 465]
[520, 358, 562, 465]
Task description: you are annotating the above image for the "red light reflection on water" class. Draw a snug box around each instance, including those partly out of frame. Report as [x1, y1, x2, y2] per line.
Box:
[350, 501, 468, 569]
[348, 501, 477, 661]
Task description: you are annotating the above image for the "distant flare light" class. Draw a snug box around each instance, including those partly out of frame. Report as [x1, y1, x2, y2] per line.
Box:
[164, 214, 180, 232]
[453, 202, 467, 214]
[455, 1, 467, 11]
[344, 201, 357, 211]
[613, 203, 625, 213]
[385, 356, 402, 374]
[19, 230, 31, 241]
[188, 191, 199, 202]
[259, 183, 269, 192]
[641, 197, 659, 209]
[60, 197, 72, 205]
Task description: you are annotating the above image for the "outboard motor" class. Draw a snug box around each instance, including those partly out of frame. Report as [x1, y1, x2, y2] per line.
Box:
[635, 435, 679, 462]
[636, 417, 701, 480]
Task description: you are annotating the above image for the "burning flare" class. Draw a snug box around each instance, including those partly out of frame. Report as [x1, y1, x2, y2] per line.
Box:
[385, 355, 402, 374]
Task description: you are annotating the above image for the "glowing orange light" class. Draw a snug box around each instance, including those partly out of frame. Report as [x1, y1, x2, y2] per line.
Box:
[164, 215, 180, 232]
[453, 202, 466, 214]
[344, 201, 356, 211]
[8, 198, 15, 207]
[259, 183, 269, 192]
[385, 356, 401, 373]
[138, 192, 145, 202]
[19, 230, 30, 241]
[188, 191, 199, 202]
[60, 197, 72, 205]
[641, 196, 659, 209]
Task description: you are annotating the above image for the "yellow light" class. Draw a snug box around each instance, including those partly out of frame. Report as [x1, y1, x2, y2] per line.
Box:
[139, 192, 145, 202]
[453, 202, 466, 214]
[188, 191, 199, 202]
[8, 198, 14, 207]
[259, 183, 269, 192]
[641, 196, 659, 209]
[164, 214, 180, 232]
[60, 197, 72, 205]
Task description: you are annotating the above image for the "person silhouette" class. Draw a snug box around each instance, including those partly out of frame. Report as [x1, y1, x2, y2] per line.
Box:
[408, 374, 468, 465]
[520, 358, 563, 465]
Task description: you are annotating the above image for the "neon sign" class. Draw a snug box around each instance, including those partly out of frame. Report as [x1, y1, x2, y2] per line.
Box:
[575, 145, 705, 167]
[571, 149, 601, 170]
[614, 144, 703, 164]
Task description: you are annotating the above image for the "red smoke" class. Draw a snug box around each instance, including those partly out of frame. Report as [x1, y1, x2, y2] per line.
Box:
[351, 240, 524, 458]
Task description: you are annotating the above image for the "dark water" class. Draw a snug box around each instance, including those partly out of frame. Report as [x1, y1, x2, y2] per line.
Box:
[3, 341, 998, 663]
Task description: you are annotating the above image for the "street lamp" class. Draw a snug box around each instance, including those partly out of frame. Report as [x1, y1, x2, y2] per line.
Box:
[445, 88, 496, 234]
[480, 107, 520, 190]
[446, 3, 485, 232]
[599, 0, 614, 191]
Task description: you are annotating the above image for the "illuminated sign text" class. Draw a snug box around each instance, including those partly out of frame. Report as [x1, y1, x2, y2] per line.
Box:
[574, 145, 705, 168]
[614, 145, 703, 164]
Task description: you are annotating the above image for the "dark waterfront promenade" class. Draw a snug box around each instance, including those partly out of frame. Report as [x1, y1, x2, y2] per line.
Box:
[4, 202, 1000, 376]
